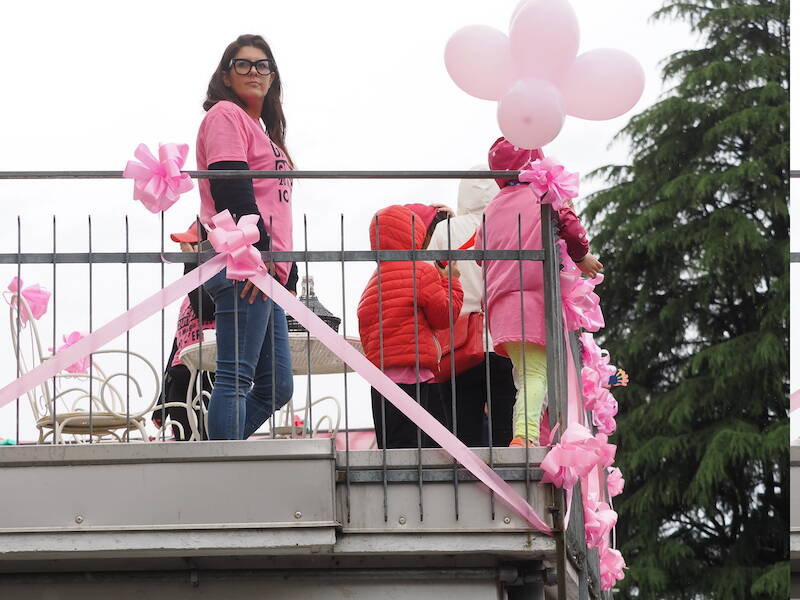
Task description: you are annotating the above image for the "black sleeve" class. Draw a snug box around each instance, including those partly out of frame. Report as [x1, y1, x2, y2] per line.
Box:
[284, 263, 298, 293]
[184, 262, 215, 321]
[208, 160, 271, 251]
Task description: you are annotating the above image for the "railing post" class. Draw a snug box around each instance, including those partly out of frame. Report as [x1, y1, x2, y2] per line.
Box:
[541, 204, 568, 434]
[541, 203, 569, 600]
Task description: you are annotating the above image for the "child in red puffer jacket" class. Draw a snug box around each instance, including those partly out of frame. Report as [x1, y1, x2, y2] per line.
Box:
[358, 204, 464, 449]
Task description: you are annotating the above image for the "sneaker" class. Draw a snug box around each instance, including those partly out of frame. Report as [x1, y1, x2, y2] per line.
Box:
[509, 436, 537, 447]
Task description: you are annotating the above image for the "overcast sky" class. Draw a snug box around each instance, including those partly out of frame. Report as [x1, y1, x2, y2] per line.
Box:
[0, 0, 708, 441]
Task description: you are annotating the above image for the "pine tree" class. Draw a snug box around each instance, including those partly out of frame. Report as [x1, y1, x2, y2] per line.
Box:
[582, 1, 788, 598]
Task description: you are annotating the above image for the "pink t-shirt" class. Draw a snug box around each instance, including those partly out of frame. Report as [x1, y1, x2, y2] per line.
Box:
[172, 298, 216, 367]
[196, 100, 293, 284]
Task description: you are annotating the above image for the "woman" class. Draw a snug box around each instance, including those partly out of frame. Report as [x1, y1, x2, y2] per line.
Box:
[197, 34, 294, 440]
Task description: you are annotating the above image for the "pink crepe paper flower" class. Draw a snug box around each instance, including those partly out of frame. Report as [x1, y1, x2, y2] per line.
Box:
[580, 332, 617, 382]
[7, 277, 51, 324]
[559, 243, 605, 332]
[584, 497, 618, 549]
[598, 539, 626, 591]
[519, 158, 580, 210]
[581, 366, 606, 411]
[123, 143, 193, 213]
[587, 432, 617, 469]
[607, 467, 625, 498]
[49, 331, 90, 374]
[206, 210, 267, 282]
[591, 390, 618, 435]
[541, 422, 616, 491]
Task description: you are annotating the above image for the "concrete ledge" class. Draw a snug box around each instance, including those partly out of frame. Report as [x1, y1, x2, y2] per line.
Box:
[0, 438, 335, 467]
[0, 527, 338, 561]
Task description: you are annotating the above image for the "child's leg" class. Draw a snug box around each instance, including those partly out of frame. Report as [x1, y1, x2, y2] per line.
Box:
[503, 342, 547, 444]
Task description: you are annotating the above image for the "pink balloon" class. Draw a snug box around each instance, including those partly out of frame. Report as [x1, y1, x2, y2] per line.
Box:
[444, 25, 515, 101]
[510, 0, 580, 81]
[509, 0, 529, 28]
[559, 48, 645, 120]
[497, 78, 565, 149]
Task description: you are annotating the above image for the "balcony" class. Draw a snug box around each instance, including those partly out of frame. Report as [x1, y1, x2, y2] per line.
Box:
[0, 168, 614, 599]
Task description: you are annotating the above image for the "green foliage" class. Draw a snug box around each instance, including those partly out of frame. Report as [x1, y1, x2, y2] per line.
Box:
[582, 1, 788, 598]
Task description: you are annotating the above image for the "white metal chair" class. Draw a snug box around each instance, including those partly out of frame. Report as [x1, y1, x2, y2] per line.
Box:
[5, 291, 160, 443]
[150, 335, 216, 441]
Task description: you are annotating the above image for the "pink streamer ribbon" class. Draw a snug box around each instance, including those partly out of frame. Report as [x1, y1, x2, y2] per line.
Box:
[206, 210, 267, 281]
[49, 331, 90, 374]
[7, 277, 51, 324]
[518, 158, 580, 210]
[122, 143, 194, 213]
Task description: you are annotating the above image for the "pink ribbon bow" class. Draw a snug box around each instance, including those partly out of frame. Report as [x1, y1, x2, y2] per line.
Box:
[7, 277, 51, 324]
[49, 331, 90, 374]
[584, 497, 618, 549]
[518, 157, 580, 210]
[541, 422, 615, 491]
[598, 539, 627, 590]
[206, 210, 267, 281]
[606, 467, 625, 497]
[123, 143, 193, 213]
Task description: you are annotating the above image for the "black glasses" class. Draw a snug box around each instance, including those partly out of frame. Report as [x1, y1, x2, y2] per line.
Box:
[229, 58, 272, 76]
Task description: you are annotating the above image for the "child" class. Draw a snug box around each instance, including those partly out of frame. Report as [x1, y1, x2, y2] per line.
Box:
[427, 168, 517, 447]
[477, 138, 602, 447]
[358, 204, 464, 449]
[152, 222, 216, 440]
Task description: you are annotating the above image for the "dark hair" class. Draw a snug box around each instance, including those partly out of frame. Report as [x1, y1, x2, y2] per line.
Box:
[203, 34, 293, 167]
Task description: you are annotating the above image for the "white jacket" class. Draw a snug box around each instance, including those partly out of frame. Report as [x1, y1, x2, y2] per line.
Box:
[428, 166, 495, 318]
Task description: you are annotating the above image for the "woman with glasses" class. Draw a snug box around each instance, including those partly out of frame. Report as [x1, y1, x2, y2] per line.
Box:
[197, 34, 294, 440]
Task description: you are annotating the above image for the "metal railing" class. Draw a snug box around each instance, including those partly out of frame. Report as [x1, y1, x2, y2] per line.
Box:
[0, 169, 607, 599]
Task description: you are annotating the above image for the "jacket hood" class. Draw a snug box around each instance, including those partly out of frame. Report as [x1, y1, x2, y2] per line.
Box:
[369, 205, 427, 251]
[488, 137, 544, 188]
[456, 165, 495, 216]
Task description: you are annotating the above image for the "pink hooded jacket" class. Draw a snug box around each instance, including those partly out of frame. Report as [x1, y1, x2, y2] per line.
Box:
[476, 138, 590, 355]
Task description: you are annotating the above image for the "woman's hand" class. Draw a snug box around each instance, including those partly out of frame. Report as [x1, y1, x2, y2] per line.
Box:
[437, 261, 461, 279]
[240, 279, 268, 304]
[576, 253, 603, 279]
[430, 203, 455, 218]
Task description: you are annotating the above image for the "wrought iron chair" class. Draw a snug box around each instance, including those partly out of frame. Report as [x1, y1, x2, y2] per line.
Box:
[5, 291, 160, 443]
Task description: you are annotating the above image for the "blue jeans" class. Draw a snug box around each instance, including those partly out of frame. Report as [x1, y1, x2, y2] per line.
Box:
[205, 269, 294, 440]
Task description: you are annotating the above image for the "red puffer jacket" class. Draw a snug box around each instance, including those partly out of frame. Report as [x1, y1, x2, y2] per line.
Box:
[358, 205, 464, 371]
